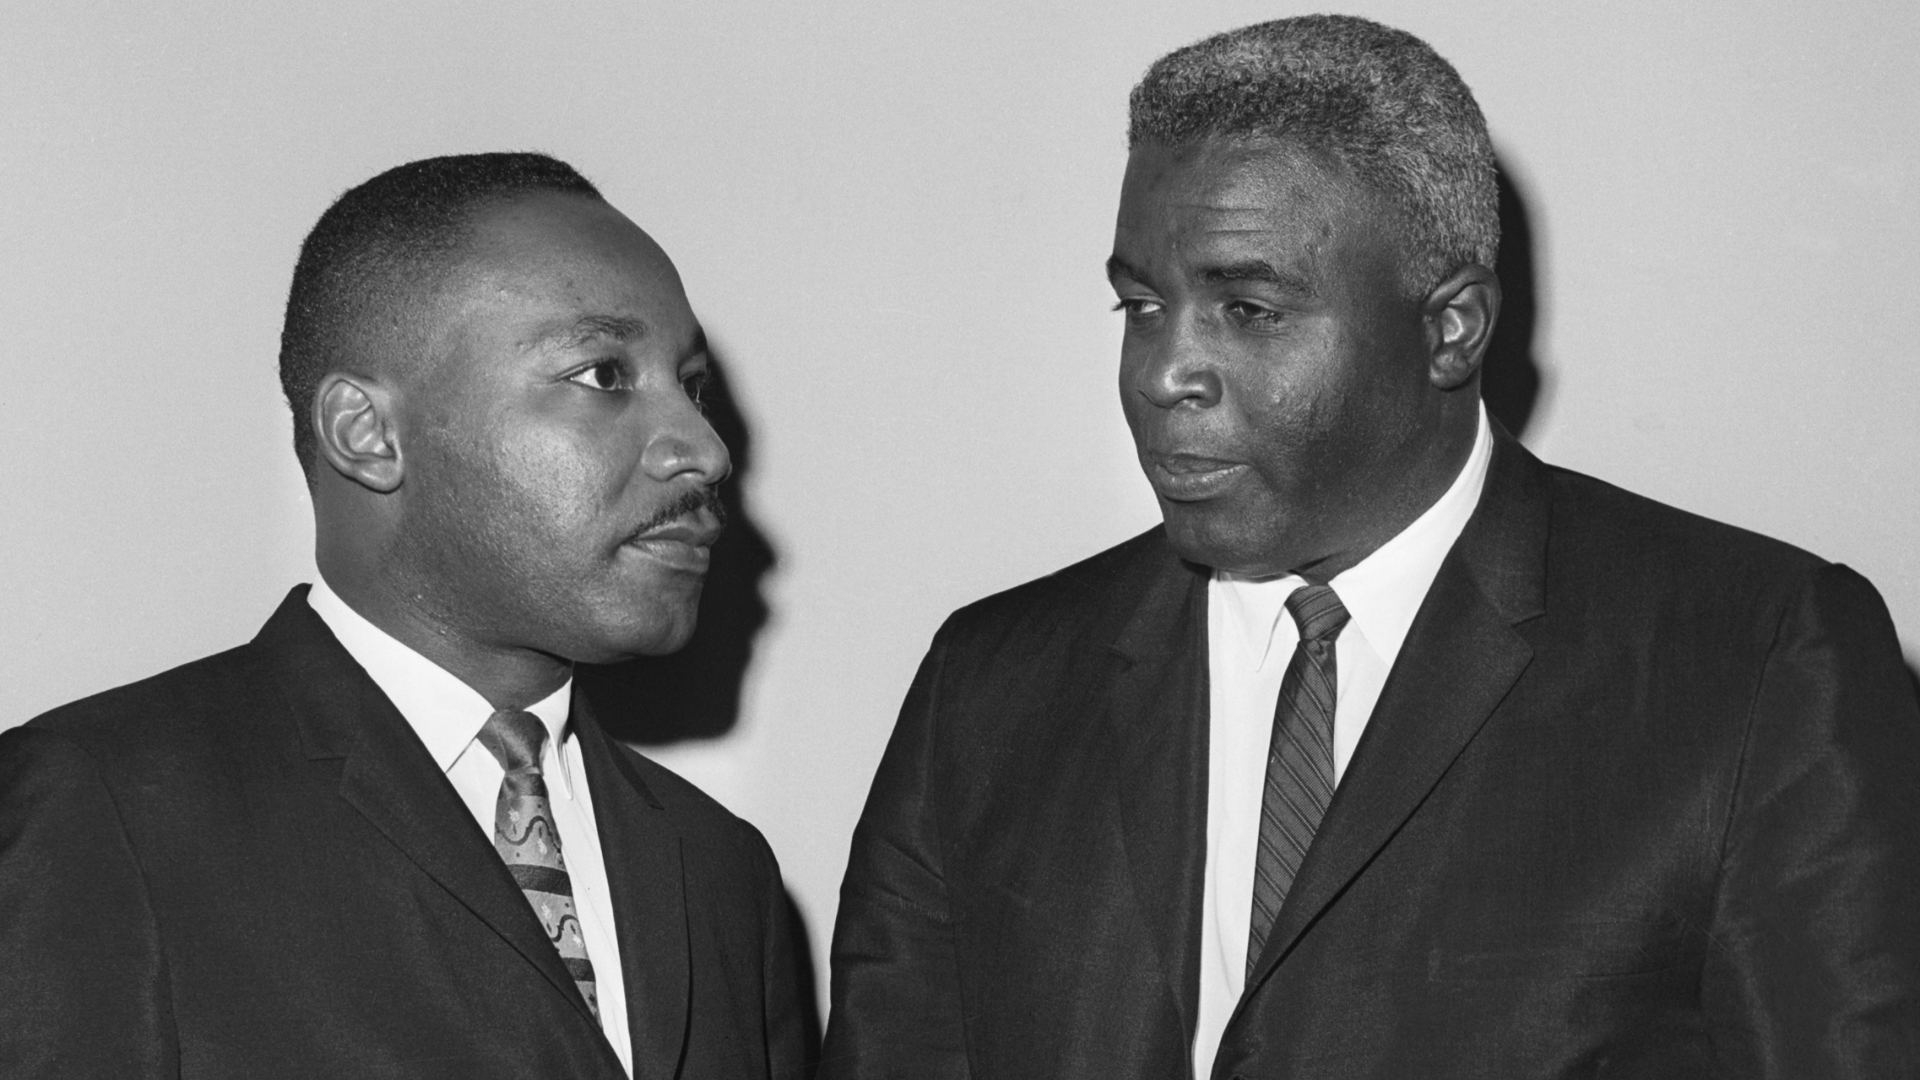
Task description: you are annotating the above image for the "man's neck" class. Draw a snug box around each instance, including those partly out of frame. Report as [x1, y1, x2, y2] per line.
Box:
[1289, 404, 1482, 584]
[314, 563, 570, 711]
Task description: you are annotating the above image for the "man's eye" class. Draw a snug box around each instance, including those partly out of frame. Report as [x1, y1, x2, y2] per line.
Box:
[1227, 301, 1284, 328]
[682, 371, 710, 409]
[1111, 297, 1164, 322]
[566, 360, 629, 391]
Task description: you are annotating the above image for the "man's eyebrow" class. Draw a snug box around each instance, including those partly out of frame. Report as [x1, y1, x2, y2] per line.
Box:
[1105, 255, 1147, 283]
[1200, 260, 1316, 296]
[541, 314, 650, 349]
[681, 328, 710, 364]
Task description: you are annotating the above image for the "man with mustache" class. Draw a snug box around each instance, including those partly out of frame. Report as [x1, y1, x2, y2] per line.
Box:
[0, 153, 808, 1078]
[824, 16, 1918, 1079]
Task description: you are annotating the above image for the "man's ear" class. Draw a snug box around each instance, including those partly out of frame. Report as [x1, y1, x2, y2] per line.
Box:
[1423, 264, 1501, 391]
[312, 373, 404, 492]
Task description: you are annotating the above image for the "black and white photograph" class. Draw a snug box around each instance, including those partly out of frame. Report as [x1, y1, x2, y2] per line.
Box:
[3, 3, 1916, 1077]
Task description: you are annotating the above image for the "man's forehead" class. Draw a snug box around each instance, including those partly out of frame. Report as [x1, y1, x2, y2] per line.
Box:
[425, 259, 698, 368]
[444, 204, 690, 328]
[1110, 197, 1328, 284]
[1112, 140, 1372, 276]
[438, 259, 676, 329]
[1125, 141, 1350, 220]
[504, 302, 705, 358]
[511, 313, 652, 356]
[461, 193, 678, 288]
[547, 313, 648, 347]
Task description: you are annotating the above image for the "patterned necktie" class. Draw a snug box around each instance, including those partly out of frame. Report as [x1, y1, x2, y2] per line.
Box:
[1246, 584, 1351, 981]
[476, 709, 600, 1020]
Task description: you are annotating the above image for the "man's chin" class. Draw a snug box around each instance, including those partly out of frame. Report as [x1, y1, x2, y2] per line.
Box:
[561, 593, 704, 664]
[1161, 508, 1296, 579]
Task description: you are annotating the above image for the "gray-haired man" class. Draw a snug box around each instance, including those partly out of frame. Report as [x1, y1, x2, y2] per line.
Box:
[821, 15, 1918, 1079]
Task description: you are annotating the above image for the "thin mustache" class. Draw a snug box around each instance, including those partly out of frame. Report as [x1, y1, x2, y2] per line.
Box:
[630, 486, 727, 539]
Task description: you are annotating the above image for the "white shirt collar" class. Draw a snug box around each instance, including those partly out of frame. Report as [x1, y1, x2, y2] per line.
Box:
[1215, 403, 1494, 671]
[306, 578, 575, 793]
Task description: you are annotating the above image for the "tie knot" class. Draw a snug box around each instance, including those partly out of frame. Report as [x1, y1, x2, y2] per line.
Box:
[1286, 584, 1350, 643]
[477, 709, 549, 773]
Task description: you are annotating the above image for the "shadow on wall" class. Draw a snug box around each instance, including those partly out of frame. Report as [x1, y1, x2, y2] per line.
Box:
[1483, 160, 1546, 441]
[575, 347, 778, 746]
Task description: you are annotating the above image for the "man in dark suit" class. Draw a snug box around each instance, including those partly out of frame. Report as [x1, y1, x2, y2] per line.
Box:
[823, 16, 1918, 1079]
[0, 153, 809, 1078]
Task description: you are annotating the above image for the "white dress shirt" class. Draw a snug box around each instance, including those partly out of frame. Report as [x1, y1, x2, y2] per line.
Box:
[307, 580, 633, 1076]
[1191, 405, 1493, 1079]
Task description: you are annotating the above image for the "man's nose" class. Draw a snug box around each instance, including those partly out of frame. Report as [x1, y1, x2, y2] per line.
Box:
[1132, 317, 1223, 410]
[641, 394, 732, 488]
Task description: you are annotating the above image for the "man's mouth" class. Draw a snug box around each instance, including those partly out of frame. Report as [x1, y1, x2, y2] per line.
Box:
[1143, 451, 1249, 501]
[620, 489, 726, 572]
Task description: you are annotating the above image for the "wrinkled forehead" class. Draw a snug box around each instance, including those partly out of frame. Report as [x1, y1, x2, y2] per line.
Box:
[1114, 141, 1370, 267]
[1119, 138, 1366, 228]
[1112, 138, 1412, 285]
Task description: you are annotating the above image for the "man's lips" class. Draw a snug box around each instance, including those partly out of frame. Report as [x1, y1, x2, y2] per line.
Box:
[1143, 451, 1250, 501]
[621, 515, 723, 572]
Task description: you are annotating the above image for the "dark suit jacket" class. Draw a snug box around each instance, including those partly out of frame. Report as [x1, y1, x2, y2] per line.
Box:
[0, 588, 810, 1079]
[822, 431, 1920, 1079]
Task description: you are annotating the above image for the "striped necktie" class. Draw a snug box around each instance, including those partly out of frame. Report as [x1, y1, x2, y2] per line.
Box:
[476, 709, 600, 1019]
[1246, 584, 1351, 980]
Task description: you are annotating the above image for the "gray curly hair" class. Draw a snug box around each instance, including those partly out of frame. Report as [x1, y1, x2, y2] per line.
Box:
[1129, 15, 1499, 294]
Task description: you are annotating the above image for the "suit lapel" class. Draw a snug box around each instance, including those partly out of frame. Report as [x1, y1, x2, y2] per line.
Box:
[573, 701, 691, 1080]
[1101, 537, 1213, 1043]
[260, 591, 604, 1032]
[1242, 429, 1552, 995]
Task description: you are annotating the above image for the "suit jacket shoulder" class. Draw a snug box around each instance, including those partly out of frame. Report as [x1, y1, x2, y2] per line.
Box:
[944, 526, 1180, 635]
[1537, 458, 1828, 591]
[1519, 456, 1884, 701]
[21, 638, 277, 768]
[931, 526, 1203, 703]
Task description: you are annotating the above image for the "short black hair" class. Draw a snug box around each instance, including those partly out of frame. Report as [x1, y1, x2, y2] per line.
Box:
[278, 152, 602, 480]
[1129, 15, 1498, 295]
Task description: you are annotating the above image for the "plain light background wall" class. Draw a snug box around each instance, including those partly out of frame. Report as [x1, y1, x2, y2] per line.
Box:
[4, 0, 1916, 1007]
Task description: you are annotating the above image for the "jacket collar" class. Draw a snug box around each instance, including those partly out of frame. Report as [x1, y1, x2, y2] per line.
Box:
[1091, 533, 1214, 1046]
[572, 699, 692, 1080]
